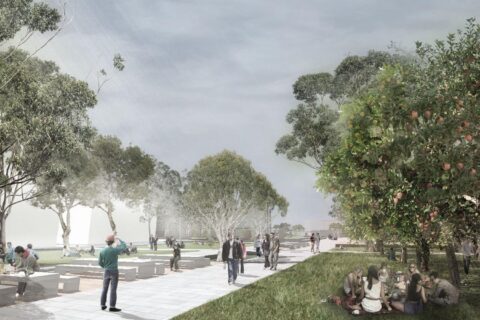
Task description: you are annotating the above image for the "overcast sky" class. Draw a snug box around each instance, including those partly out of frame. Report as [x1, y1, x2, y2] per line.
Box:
[23, 0, 480, 230]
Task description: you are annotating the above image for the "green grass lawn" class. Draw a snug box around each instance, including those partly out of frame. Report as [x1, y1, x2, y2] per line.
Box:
[173, 252, 480, 320]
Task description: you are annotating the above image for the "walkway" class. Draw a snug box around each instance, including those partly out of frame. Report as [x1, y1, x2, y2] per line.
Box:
[0, 240, 336, 320]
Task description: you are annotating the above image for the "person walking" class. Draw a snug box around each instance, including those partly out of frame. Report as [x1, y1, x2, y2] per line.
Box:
[262, 234, 270, 269]
[170, 241, 181, 271]
[149, 234, 154, 250]
[240, 239, 247, 274]
[270, 233, 280, 271]
[309, 233, 315, 253]
[222, 233, 242, 285]
[314, 233, 320, 253]
[99, 234, 127, 312]
[461, 239, 474, 275]
[254, 234, 262, 257]
[153, 235, 159, 251]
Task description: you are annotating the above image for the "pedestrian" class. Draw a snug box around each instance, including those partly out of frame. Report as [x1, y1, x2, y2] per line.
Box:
[388, 247, 396, 261]
[170, 241, 181, 271]
[461, 239, 474, 275]
[14, 246, 39, 297]
[310, 233, 315, 253]
[270, 233, 280, 271]
[221, 233, 242, 285]
[149, 234, 154, 250]
[254, 234, 262, 257]
[89, 245, 96, 256]
[153, 235, 158, 251]
[314, 233, 320, 253]
[240, 239, 246, 274]
[98, 234, 127, 312]
[26, 244, 39, 260]
[5, 242, 15, 266]
[262, 234, 270, 269]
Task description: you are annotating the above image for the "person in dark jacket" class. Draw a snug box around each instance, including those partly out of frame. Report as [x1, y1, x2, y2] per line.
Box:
[170, 241, 181, 271]
[222, 233, 242, 285]
[262, 233, 270, 269]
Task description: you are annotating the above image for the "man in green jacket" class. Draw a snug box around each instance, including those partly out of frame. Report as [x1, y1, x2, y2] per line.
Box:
[99, 234, 126, 312]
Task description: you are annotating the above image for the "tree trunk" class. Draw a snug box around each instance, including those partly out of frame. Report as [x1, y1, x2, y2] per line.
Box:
[376, 239, 384, 255]
[107, 209, 117, 234]
[415, 246, 422, 268]
[0, 211, 6, 247]
[56, 210, 71, 249]
[421, 238, 430, 272]
[401, 246, 408, 264]
[446, 242, 461, 287]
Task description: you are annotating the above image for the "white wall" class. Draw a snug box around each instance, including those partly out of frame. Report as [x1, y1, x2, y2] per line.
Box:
[6, 201, 149, 248]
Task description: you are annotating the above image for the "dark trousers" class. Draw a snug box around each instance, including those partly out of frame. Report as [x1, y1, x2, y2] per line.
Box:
[227, 258, 238, 283]
[170, 256, 180, 270]
[464, 256, 471, 275]
[271, 252, 279, 270]
[17, 281, 27, 295]
[240, 258, 244, 274]
[264, 253, 270, 268]
[256, 247, 261, 257]
[153, 242, 158, 251]
[101, 270, 119, 307]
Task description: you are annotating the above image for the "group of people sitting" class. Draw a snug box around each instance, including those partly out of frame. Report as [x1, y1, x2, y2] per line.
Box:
[339, 262, 459, 315]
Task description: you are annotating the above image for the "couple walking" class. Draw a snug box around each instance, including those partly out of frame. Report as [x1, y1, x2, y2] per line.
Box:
[262, 232, 280, 270]
[221, 233, 247, 285]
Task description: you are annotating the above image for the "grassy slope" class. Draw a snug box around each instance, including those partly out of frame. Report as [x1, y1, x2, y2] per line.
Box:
[174, 252, 480, 320]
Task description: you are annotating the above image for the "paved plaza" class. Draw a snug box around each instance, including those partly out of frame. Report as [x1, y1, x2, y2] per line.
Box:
[0, 240, 336, 320]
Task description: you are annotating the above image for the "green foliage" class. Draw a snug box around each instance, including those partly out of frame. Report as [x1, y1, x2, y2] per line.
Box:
[293, 72, 333, 103]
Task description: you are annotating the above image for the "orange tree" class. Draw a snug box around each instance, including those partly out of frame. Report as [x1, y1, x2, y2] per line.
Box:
[318, 19, 480, 285]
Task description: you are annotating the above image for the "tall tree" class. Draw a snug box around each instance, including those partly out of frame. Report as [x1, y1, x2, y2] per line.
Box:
[88, 135, 155, 233]
[183, 150, 288, 260]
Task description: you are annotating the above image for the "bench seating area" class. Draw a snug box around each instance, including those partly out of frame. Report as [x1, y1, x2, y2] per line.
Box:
[71, 258, 157, 279]
[0, 272, 60, 302]
[55, 265, 136, 281]
[139, 255, 211, 269]
[0, 284, 17, 306]
[59, 275, 80, 293]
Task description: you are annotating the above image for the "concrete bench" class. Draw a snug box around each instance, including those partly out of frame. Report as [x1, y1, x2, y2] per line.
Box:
[71, 258, 155, 279]
[0, 272, 59, 302]
[59, 275, 80, 293]
[139, 255, 211, 269]
[39, 266, 55, 273]
[55, 265, 136, 281]
[155, 263, 165, 275]
[0, 284, 17, 306]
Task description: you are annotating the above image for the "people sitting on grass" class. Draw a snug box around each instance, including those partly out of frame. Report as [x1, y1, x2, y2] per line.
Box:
[344, 267, 363, 301]
[391, 273, 427, 315]
[359, 266, 392, 313]
[406, 263, 420, 284]
[428, 271, 459, 306]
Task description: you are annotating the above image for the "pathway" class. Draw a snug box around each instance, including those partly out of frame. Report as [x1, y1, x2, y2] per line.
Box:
[0, 240, 336, 320]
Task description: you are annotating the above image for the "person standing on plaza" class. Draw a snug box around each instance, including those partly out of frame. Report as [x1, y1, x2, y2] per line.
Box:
[461, 238, 474, 275]
[270, 233, 280, 271]
[314, 233, 320, 253]
[99, 234, 127, 312]
[254, 234, 262, 257]
[170, 241, 181, 271]
[149, 234, 154, 250]
[310, 233, 315, 253]
[262, 234, 270, 269]
[222, 233, 242, 285]
[239, 239, 247, 274]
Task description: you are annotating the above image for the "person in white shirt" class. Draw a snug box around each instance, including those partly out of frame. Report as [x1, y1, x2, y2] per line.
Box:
[461, 239, 474, 275]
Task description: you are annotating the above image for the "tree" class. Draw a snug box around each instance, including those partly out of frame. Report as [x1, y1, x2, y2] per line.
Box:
[291, 224, 305, 235]
[32, 148, 99, 248]
[0, 49, 97, 245]
[273, 222, 291, 239]
[183, 150, 288, 260]
[88, 135, 155, 234]
[293, 72, 333, 103]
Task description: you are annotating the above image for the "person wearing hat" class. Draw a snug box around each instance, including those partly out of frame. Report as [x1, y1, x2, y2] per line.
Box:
[99, 234, 127, 312]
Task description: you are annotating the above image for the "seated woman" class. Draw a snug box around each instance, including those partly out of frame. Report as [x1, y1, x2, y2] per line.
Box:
[391, 273, 427, 315]
[405, 263, 420, 285]
[361, 266, 392, 313]
[344, 267, 363, 301]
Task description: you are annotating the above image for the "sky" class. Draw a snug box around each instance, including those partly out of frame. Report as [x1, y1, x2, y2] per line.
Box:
[20, 0, 480, 230]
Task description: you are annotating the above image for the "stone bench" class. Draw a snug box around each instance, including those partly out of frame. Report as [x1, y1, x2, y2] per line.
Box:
[155, 263, 165, 275]
[139, 255, 211, 269]
[71, 258, 155, 279]
[55, 265, 136, 281]
[59, 275, 80, 293]
[0, 272, 59, 302]
[0, 284, 17, 306]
